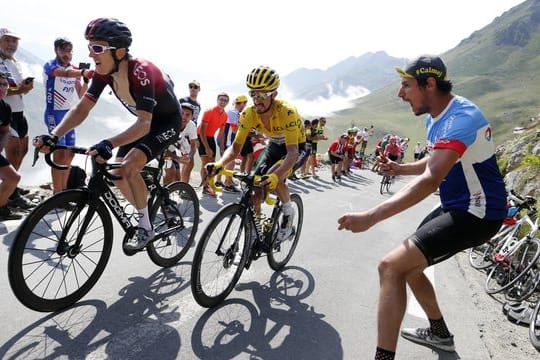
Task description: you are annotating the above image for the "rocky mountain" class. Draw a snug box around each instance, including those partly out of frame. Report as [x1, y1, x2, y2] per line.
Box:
[282, 51, 406, 100]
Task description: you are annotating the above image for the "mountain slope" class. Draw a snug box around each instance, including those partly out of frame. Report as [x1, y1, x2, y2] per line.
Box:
[328, 0, 540, 147]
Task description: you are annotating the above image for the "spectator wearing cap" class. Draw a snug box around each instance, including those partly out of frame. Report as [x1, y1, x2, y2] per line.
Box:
[179, 80, 202, 184]
[342, 127, 359, 176]
[163, 102, 198, 185]
[359, 125, 373, 156]
[43, 37, 91, 193]
[0, 28, 35, 209]
[197, 92, 229, 197]
[338, 54, 506, 359]
[0, 71, 24, 220]
[327, 134, 347, 182]
[217, 94, 248, 192]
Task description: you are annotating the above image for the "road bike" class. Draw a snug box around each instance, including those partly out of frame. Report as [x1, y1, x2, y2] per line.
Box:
[380, 173, 392, 194]
[191, 167, 303, 308]
[484, 210, 540, 296]
[469, 192, 537, 270]
[8, 145, 199, 312]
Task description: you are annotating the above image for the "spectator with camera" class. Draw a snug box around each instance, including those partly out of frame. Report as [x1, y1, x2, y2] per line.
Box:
[43, 37, 92, 193]
[0, 28, 35, 210]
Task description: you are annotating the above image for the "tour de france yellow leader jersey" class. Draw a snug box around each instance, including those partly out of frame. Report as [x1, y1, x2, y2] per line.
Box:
[234, 99, 303, 146]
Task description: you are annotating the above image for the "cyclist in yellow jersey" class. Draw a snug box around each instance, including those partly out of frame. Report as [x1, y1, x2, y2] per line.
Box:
[208, 65, 302, 242]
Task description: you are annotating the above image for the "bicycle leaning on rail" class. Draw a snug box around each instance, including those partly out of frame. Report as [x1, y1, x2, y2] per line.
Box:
[190, 165, 304, 308]
[8, 145, 199, 312]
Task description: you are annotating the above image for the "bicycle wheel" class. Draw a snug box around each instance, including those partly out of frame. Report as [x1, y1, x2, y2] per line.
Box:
[8, 190, 113, 312]
[470, 223, 523, 270]
[505, 267, 540, 302]
[530, 299, 540, 352]
[147, 182, 199, 267]
[191, 204, 249, 308]
[485, 238, 540, 294]
[267, 193, 303, 271]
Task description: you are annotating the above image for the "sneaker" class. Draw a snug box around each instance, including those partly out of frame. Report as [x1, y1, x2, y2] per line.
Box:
[300, 173, 311, 179]
[202, 186, 217, 197]
[179, 190, 191, 200]
[8, 196, 36, 210]
[223, 184, 241, 193]
[332, 173, 337, 182]
[288, 173, 299, 181]
[277, 212, 295, 242]
[233, 248, 243, 266]
[125, 227, 155, 251]
[17, 187, 30, 196]
[0, 206, 23, 221]
[214, 180, 224, 188]
[400, 327, 455, 352]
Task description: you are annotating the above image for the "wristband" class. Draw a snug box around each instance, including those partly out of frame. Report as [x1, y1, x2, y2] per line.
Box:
[81, 69, 86, 78]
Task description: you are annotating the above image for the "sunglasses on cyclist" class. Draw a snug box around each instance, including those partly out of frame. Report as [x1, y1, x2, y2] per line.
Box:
[248, 90, 274, 100]
[88, 43, 117, 55]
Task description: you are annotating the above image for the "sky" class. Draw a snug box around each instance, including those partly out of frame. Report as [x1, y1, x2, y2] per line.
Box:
[1, 0, 526, 92]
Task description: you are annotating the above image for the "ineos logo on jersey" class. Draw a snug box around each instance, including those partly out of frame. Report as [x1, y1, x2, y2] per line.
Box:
[133, 64, 150, 87]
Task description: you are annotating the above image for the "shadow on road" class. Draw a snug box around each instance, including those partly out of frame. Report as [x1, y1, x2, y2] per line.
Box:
[191, 265, 343, 359]
[0, 262, 192, 359]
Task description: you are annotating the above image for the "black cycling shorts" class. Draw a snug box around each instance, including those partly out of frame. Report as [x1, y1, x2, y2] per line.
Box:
[11, 111, 28, 138]
[254, 142, 287, 176]
[240, 136, 253, 156]
[197, 135, 217, 157]
[411, 206, 503, 266]
[116, 113, 180, 161]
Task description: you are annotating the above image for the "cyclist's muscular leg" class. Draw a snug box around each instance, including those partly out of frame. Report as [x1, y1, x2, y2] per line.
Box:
[114, 149, 149, 209]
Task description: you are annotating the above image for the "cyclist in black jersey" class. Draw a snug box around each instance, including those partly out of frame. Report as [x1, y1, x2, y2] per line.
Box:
[33, 18, 181, 251]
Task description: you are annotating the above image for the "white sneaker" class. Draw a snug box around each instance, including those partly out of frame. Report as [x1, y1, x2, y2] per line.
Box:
[277, 212, 295, 242]
[125, 228, 155, 251]
[233, 250, 243, 266]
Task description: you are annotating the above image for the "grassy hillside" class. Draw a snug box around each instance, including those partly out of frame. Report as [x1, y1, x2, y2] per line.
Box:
[327, 0, 540, 150]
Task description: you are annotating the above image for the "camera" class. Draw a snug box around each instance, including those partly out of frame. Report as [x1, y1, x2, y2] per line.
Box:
[78, 62, 91, 70]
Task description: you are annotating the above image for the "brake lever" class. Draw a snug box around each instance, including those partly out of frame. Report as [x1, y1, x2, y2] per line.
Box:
[32, 147, 40, 167]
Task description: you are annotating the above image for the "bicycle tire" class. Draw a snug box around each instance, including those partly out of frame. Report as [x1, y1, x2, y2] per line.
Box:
[529, 299, 540, 351]
[191, 203, 249, 308]
[8, 190, 113, 312]
[267, 193, 303, 270]
[505, 267, 540, 302]
[469, 222, 522, 270]
[485, 238, 540, 294]
[380, 175, 390, 195]
[147, 182, 199, 267]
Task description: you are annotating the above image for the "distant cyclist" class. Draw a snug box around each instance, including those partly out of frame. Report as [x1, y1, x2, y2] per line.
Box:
[338, 55, 506, 359]
[34, 18, 181, 251]
[207, 65, 303, 242]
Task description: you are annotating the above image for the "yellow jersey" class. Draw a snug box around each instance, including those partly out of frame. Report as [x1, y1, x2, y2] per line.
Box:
[235, 99, 302, 146]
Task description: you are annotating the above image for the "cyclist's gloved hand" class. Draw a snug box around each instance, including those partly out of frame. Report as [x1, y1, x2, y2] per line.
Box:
[262, 173, 279, 190]
[33, 134, 58, 150]
[206, 162, 224, 176]
[91, 139, 114, 160]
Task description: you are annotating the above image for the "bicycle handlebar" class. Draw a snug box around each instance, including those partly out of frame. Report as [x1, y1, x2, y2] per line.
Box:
[208, 168, 277, 205]
[34, 145, 123, 181]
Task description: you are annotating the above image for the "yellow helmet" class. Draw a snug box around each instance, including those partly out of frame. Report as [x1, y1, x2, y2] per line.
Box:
[246, 66, 280, 91]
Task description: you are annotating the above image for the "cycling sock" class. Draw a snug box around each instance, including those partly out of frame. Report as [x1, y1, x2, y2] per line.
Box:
[282, 201, 293, 216]
[429, 317, 451, 338]
[137, 207, 152, 231]
[375, 346, 395, 360]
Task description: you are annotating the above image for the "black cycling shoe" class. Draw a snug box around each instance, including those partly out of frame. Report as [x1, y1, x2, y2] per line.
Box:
[8, 196, 36, 210]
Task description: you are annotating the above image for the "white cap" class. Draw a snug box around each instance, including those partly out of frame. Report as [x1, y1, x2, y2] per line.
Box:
[0, 28, 20, 40]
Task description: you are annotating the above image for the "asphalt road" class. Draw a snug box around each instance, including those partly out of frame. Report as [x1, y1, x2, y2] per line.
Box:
[0, 167, 535, 359]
